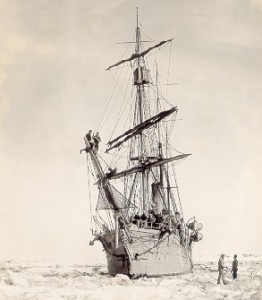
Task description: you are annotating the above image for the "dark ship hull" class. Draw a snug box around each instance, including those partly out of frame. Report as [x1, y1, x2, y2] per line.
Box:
[98, 227, 192, 277]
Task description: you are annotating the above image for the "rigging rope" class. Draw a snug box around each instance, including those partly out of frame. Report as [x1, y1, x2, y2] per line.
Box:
[96, 29, 135, 132]
[106, 210, 114, 229]
[140, 29, 155, 42]
[87, 156, 94, 231]
[98, 69, 125, 132]
[169, 146, 184, 218]
[96, 73, 120, 132]
[108, 70, 133, 141]
[165, 40, 173, 99]
[109, 146, 129, 169]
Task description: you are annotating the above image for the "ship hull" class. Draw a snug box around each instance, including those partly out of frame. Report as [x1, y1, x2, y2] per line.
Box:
[98, 226, 193, 277]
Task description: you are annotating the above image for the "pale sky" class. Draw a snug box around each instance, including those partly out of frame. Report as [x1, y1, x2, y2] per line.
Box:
[0, 0, 262, 263]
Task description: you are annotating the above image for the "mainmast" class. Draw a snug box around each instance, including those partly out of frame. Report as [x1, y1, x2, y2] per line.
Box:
[105, 10, 178, 215]
[156, 64, 164, 186]
[135, 7, 146, 212]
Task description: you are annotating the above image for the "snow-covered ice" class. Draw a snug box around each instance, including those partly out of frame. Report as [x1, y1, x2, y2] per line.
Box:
[0, 254, 261, 300]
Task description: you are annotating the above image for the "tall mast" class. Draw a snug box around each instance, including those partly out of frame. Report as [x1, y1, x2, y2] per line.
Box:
[156, 63, 163, 186]
[135, 7, 146, 212]
[165, 125, 171, 214]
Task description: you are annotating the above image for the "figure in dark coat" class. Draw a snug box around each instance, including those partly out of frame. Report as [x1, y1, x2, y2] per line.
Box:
[140, 213, 148, 228]
[86, 130, 92, 142]
[80, 130, 93, 153]
[158, 222, 171, 240]
[85, 130, 94, 148]
[93, 132, 101, 153]
[231, 254, 238, 279]
[133, 213, 140, 227]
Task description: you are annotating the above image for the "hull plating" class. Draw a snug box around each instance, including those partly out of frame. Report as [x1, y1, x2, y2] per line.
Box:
[99, 228, 193, 277]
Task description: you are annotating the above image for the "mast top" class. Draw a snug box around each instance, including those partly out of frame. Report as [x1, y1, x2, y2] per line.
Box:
[136, 7, 139, 29]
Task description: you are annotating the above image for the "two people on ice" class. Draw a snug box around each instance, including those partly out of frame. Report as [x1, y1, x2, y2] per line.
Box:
[217, 254, 238, 284]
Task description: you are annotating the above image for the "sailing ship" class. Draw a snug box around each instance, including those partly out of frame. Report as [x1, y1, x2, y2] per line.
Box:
[81, 11, 203, 278]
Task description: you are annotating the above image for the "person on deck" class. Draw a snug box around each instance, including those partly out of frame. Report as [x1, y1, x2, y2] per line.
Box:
[175, 211, 181, 222]
[118, 216, 125, 230]
[105, 167, 117, 179]
[140, 213, 148, 228]
[231, 254, 238, 280]
[159, 222, 171, 240]
[217, 254, 227, 285]
[153, 213, 163, 228]
[178, 218, 186, 245]
[174, 212, 181, 234]
[147, 213, 155, 228]
[133, 212, 141, 227]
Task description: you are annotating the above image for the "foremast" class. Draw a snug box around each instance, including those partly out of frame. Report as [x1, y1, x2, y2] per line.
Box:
[83, 138, 119, 212]
[81, 138, 128, 249]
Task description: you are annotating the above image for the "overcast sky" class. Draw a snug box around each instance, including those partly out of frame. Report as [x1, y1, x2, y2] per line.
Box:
[0, 0, 262, 263]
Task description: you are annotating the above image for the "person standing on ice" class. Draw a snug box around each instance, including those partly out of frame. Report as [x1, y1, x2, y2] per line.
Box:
[217, 254, 227, 285]
[231, 254, 238, 279]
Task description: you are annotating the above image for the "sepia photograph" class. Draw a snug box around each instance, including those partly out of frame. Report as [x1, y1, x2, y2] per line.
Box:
[0, 0, 261, 299]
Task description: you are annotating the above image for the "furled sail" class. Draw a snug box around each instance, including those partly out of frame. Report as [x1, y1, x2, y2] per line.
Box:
[108, 154, 191, 180]
[106, 39, 173, 71]
[106, 106, 177, 152]
[152, 182, 164, 214]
